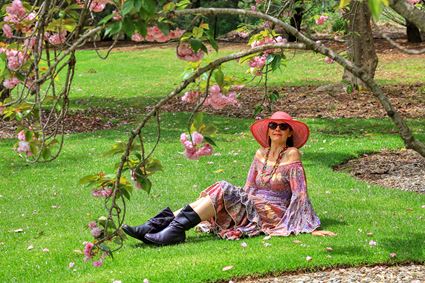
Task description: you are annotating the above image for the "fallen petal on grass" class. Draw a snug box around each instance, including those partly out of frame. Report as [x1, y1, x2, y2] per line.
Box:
[306, 256, 312, 261]
[42, 248, 49, 252]
[263, 235, 271, 241]
[325, 247, 333, 252]
[369, 240, 377, 246]
[14, 228, 24, 233]
[222, 265, 234, 271]
[292, 240, 302, 244]
[389, 252, 397, 258]
[240, 242, 247, 248]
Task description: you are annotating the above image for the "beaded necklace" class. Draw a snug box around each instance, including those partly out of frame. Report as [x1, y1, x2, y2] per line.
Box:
[259, 146, 287, 182]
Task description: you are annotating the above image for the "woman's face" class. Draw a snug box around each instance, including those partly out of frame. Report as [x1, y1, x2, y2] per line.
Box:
[268, 122, 292, 146]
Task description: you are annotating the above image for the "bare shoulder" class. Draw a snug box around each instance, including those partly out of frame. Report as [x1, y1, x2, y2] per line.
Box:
[285, 147, 301, 162]
[255, 147, 267, 159]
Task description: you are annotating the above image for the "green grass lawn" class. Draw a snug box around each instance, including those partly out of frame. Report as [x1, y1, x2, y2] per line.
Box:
[70, 43, 425, 109]
[1, 45, 425, 282]
[0, 113, 424, 282]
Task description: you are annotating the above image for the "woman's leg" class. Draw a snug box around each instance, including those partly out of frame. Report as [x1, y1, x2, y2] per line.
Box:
[173, 196, 215, 221]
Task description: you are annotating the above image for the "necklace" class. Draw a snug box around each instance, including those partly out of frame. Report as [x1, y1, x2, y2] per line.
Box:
[259, 146, 287, 182]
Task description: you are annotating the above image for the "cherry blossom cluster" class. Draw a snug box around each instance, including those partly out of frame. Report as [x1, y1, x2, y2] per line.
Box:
[2, 0, 36, 38]
[407, 0, 421, 4]
[181, 85, 241, 110]
[315, 15, 329, 25]
[76, 0, 109, 13]
[131, 26, 184, 43]
[83, 241, 108, 267]
[177, 41, 204, 62]
[91, 187, 113, 198]
[180, 132, 213, 160]
[248, 35, 287, 76]
[16, 130, 32, 157]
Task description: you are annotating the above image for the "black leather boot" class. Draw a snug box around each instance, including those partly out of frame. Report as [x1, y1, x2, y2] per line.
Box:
[122, 207, 175, 244]
[144, 205, 201, 246]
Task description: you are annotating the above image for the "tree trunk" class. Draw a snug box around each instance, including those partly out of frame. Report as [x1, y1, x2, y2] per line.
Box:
[288, 5, 304, 42]
[406, 20, 423, 43]
[342, 1, 378, 89]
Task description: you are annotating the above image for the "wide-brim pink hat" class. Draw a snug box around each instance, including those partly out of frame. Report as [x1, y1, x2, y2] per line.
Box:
[250, 111, 310, 148]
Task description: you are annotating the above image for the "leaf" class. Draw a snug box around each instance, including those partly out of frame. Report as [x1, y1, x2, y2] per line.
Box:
[339, 0, 351, 9]
[139, 177, 152, 194]
[213, 169, 224, 174]
[200, 125, 217, 136]
[120, 187, 131, 200]
[122, 17, 136, 38]
[368, 0, 382, 20]
[136, 19, 147, 36]
[189, 38, 203, 53]
[79, 174, 98, 185]
[204, 136, 217, 147]
[192, 26, 203, 39]
[122, 0, 134, 15]
[146, 159, 163, 173]
[214, 69, 224, 87]
[141, 0, 156, 15]
[98, 13, 114, 25]
[192, 112, 204, 130]
[157, 22, 169, 35]
[41, 147, 51, 160]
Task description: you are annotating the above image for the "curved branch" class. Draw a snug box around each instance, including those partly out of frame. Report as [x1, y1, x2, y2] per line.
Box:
[174, 8, 425, 156]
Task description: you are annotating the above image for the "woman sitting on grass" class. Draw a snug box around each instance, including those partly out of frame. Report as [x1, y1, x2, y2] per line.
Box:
[123, 111, 336, 245]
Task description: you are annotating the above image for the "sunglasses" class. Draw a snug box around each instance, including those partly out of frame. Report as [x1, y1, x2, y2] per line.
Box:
[268, 122, 290, 131]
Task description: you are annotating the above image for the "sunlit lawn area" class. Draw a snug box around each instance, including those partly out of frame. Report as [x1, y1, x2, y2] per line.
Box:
[0, 44, 424, 282]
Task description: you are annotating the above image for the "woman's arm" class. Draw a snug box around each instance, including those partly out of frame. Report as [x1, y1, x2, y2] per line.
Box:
[243, 149, 262, 190]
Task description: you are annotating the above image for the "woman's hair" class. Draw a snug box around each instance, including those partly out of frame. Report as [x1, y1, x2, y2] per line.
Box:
[267, 125, 294, 147]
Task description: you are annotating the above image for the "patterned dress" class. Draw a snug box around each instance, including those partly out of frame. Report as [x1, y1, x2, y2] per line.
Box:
[198, 149, 321, 240]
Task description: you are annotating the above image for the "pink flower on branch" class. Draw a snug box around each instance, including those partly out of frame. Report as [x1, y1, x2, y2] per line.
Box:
[17, 130, 26, 141]
[83, 242, 94, 261]
[180, 133, 213, 160]
[6, 50, 26, 71]
[2, 24, 14, 38]
[3, 77, 20, 89]
[177, 42, 204, 62]
[48, 31, 67, 46]
[91, 187, 113, 198]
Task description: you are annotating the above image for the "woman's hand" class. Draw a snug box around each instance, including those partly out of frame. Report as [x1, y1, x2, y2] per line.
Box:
[312, 230, 337, 237]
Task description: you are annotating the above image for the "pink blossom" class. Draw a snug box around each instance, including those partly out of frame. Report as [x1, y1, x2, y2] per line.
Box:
[324, 56, 334, 64]
[90, 227, 102, 238]
[17, 141, 31, 155]
[6, 50, 26, 71]
[91, 187, 113, 198]
[169, 28, 185, 39]
[315, 15, 329, 25]
[191, 132, 204, 145]
[93, 260, 103, 267]
[230, 85, 245, 91]
[87, 221, 97, 229]
[48, 31, 67, 46]
[90, 0, 109, 13]
[177, 42, 204, 62]
[83, 242, 94, 260]
[197, 143, 213, 157]
[17, 130, 26, 141]
[3, 77, 20, 89]
[407, 0, 421, 4]
[131, 32, 144, 42]
[2, 24, 13, 38]
[256, 0, 263, 4]
[112, 10, 122, 21]
[181, 90, 200, 104]
[251, 5, 257, 11]
[180, 133, 188, 143]
[5, 0, 27, 24]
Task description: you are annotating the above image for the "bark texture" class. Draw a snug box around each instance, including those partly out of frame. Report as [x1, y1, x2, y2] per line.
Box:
[343, 1, 378, 89]
[390, 0, 425, 32]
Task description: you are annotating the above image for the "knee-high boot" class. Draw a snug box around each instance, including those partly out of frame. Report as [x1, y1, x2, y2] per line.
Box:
[122, 207, 175, 244]
[144, 205, 201, 246]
